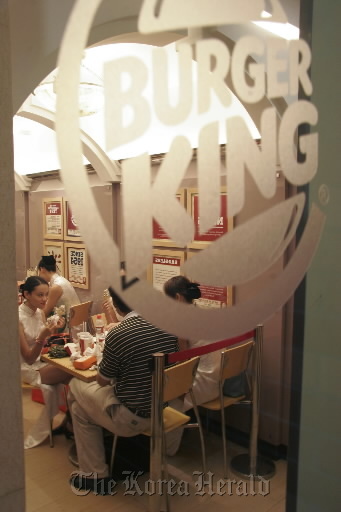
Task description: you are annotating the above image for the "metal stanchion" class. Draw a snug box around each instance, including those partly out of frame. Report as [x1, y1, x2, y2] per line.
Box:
[230, 325, 276, 480]
[149, 352, 165, 512]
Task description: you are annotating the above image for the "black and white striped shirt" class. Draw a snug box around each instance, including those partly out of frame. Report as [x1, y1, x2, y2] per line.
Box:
[98, 314, 178, 417]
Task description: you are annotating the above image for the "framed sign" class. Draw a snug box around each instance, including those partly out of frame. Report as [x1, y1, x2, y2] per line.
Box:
[152, 189, 185, 247]
[42, 197, 63, 239]
[187, 187, 233, 249]
[43, 241, 65, 277]
[186, 250, 233, 307]
[148, 249, 185, 292]
[64, 243, 89, 289]
[63, 200, 82, 241]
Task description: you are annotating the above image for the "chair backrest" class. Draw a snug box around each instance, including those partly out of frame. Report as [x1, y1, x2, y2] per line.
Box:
[69, 301, 93, 328]
[220, 340, 254, 381]
[164, 356, 200, 402]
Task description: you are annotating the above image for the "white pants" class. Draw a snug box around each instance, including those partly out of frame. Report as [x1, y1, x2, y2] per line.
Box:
[68, 379, 151, 477]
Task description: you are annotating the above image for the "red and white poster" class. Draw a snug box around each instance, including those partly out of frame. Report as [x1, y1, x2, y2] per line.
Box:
[43, 199, 63, 238]
[64, 201, 82, 240]
[195, 284, 229, 309]
[192, 193, 228, 242]
[152, 253, 182, 291]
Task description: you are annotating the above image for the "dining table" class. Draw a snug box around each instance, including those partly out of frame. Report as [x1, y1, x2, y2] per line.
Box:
[41, 353, 97, 382]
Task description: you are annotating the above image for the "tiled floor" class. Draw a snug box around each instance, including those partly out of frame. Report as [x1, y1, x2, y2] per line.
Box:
[23, 390, 286, 512]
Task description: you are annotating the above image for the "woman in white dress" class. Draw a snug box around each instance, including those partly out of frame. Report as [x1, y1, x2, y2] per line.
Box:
[37, 255, 80, 319]
[19, 276, 71, 448]
[163, 275, 221, 410]
[163, 276, 222, 456]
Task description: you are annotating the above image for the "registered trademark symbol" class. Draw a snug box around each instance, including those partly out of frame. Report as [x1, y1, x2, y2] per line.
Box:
[318, 184, 330, 206]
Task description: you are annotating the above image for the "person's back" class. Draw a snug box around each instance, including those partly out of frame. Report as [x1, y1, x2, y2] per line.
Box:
[99, 314, 178, 417]
[50, 273, 80, 315]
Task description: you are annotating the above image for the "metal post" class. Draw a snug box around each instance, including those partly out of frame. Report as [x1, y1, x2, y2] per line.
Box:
[230, 325, 275, 479]
[149, 352, 165, 512]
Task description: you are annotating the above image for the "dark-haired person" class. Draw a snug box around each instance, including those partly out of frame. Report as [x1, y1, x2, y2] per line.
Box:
[19, 276, 72, 448]
[68, 287, 179, 493]
[164, 275, 221, 409]
[37, 255, 80, 318]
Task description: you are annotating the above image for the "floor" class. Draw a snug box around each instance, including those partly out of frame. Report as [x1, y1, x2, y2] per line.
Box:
[23, 390, 287, 512]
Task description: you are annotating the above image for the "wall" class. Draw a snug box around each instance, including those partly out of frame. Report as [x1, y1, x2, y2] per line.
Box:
[0, 2, 25, 510]
[296, 1, 341, 511]
[15, 174, 118, 316]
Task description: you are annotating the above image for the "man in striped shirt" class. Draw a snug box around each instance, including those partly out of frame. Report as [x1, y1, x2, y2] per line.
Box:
[68, 287, 178, 493]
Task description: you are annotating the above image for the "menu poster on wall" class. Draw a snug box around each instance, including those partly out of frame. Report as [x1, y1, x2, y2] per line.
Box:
[150, 250, 184, 292]
[42, 198, 63, 239]
[194, 283, 232, 309]
[187, 188, 233, 249]
[43, 241, 65, 277]
[64, 243, 89, 289]
[64, 200, 82, 240]
[152, 190, 185, 247]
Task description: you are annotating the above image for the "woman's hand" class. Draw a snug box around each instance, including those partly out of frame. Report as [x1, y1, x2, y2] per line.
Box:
[39, 325, 53, 341]
[56, 316, 66, 330]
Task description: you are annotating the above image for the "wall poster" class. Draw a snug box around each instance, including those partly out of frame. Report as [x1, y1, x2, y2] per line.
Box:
[63, 200, 82, 241]
[64, 243, 89, 289]
[42, 197, 63, 239]
[187, 187, 233, 249]
[148, 250, 185, 292]
[186, 250, 233, 308]
[152, 189, 185, 247]
[43, 241, 65, 277]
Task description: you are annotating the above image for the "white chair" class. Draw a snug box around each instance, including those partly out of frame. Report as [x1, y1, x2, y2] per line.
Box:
[200, 340, 254, 478]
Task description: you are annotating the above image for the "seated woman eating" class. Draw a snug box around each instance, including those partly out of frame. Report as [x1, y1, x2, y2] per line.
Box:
[19, 276, 72, 448]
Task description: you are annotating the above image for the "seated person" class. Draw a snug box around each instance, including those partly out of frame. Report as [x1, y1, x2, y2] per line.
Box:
[19, 276, 72, 448]
[68, 286, 179, 493]
[164, 275, 221, 410]
[37, 255, 80, 321]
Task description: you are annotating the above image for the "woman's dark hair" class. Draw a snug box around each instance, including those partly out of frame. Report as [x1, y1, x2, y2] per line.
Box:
[108, 286, 132, 314]
[20, 276, 49, 295]
[164, 276, 201, 304]
[37, 255, 57, 272]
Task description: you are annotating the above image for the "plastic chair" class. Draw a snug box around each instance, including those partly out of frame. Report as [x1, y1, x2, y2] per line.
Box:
[68, 301, 93, 339]
[109, 356, 206, 479]
[200, 340, 254, 479]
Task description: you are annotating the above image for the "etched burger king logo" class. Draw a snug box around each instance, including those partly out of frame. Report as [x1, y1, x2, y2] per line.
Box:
[55, 0, 325, 341]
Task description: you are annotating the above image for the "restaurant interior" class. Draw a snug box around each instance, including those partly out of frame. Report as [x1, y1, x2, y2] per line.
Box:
[1, 1, 340, 512]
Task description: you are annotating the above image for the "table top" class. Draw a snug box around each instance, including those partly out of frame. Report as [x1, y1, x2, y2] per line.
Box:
[41, 354, 97, 383]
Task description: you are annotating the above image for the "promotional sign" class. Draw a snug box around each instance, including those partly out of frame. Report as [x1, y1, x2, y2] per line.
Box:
[55, 0, 325, 341]
[43, 198, 63, 239]
[150, 251, 184, 292]
[43, 241, 65, 276]
[64, 243, 89, 289]
[64, 200, 82, 240]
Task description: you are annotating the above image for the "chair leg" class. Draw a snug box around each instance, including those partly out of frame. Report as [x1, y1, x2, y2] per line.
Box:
[110, 434, 119, 476]
[49, 419, 54, 448]
[190, 390, 207, 474]
[219, 392, 228, 479]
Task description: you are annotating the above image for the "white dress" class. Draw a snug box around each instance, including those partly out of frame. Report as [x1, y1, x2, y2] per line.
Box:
[49, 273, 80, 316]
[183, 340, 221, 410]
[19, 302, 64, 449]
[19, 302, 46, 386]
